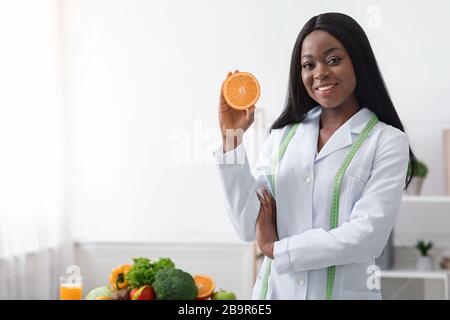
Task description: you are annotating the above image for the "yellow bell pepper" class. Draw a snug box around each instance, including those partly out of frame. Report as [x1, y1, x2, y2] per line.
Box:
[109, 264, 132, 290]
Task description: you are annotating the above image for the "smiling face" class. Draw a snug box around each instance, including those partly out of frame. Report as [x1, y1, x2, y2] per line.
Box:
[301, 30, 358, 110]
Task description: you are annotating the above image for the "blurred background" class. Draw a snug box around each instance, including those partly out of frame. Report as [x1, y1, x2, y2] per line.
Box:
[1, 0, 450, 299]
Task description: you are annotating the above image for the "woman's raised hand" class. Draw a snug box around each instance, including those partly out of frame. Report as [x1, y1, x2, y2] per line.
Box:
[219, 70, 256, 152]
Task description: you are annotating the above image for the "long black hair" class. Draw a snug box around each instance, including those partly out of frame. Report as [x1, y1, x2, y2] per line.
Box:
[271, 12, 416, 190]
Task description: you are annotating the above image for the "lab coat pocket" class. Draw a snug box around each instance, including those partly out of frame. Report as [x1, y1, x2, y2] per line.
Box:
[345, 165, 371, 215]
[350, 163, 371, 185]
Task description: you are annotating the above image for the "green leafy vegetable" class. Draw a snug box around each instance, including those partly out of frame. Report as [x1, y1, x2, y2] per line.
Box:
[125, 257, 175, 289]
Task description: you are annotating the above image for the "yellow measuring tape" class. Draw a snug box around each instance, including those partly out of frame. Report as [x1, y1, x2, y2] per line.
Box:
[259, 114, 378, 300]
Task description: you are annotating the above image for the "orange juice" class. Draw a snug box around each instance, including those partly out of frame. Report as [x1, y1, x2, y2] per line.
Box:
[60, 283, 83, 300]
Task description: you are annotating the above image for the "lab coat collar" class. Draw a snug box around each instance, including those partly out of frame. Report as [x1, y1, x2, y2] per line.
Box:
[304, 106, 375, 162]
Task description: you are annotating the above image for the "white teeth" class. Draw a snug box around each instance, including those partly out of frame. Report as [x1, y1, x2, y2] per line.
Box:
[317, 84, 336, 91]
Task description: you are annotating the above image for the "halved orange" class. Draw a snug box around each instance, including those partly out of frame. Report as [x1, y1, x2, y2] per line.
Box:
[194, 274, 216, 300]
[223, 72, 260, 110]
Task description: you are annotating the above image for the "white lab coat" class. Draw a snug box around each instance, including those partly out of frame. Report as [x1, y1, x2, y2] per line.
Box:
[214, 106, 409, 300]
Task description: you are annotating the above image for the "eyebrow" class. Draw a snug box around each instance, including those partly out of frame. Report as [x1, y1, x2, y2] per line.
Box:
[301, 47, 342, 59]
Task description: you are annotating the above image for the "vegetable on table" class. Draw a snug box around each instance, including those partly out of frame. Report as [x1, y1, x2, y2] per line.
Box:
[153, 268, 197, 300]
[125, 257, 175, 289]
[85, 286, 113, 300]
[109, 264, 132, 290]
[111, 288, 131, 300]
[130, 286, 155, 300]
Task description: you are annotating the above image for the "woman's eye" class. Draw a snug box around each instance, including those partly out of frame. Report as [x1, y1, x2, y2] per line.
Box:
[328, 57, 341, 65]
[303, 62, 314, 70]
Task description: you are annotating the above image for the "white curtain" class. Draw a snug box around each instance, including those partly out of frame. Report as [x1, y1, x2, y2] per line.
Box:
[0, 0, 73, 299]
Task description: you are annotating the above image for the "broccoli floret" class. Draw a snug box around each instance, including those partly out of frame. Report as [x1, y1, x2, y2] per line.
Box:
[153, 268, 197, 300]
[154, 258, 175, 273]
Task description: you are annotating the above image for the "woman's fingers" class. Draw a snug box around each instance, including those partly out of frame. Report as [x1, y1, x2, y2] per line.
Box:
[267, 190, 276, 215]
[256, 191, 264, 204]
[261, 188, 277, 224]
[245, 106, 256, 122]
[257, 188, 277, 217]
[258, 187, 275, 214]
[262, 188, 273, 205]
[256, 191, 268, 210]
[220, 71, 233, 103]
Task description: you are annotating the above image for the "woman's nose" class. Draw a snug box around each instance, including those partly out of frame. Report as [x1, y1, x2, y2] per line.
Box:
[314, 63, 329, 80]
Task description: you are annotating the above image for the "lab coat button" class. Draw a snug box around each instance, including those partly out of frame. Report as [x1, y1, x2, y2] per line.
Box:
[304, 176, 312, 184]
[297, 278, 305, 286]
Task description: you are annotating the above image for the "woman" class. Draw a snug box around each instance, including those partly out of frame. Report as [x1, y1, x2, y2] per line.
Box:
[214, 12, 416, 300]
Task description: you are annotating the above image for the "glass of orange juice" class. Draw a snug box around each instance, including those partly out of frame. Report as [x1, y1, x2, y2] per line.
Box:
[59, 276, 83, 300]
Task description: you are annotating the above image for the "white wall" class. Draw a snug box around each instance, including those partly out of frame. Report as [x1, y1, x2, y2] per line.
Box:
[62, 0, 450, 243]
